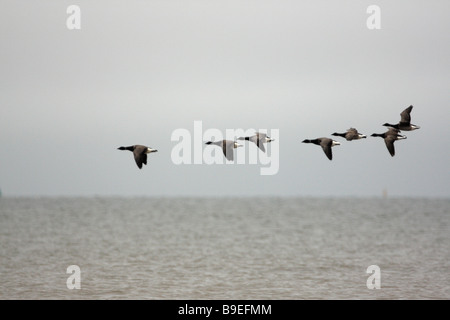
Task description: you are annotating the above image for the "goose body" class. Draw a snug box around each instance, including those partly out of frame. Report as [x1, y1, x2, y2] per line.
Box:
[117, 145, 158, 169]
[302, 137, 340, 160]
[332, 128, 367, 141]
[237, 132, 274, 152]
[371, 128, 407, 157]
[383, 105, 420, 131]
[205, 140, 242, 161]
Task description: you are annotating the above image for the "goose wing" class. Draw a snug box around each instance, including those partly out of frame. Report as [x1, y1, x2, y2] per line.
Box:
[399, 105, 413, 125]
[384, 136, 396, 157]
[223, 141, 234, 161]
[133, 147, 148, 169]
[319, 139, 333, 160]
[256, 137, 266, 152]
[255, 133, 267, 152]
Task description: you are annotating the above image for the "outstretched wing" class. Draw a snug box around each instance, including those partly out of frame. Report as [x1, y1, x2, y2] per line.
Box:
[134, 148, 147, 169]
[320, 140, 333, 160]
[384, 136, 396, 157]
[223, 142, 234, 161]
[255, 133, 267, 152]
[322, 146, 332, 160]
[399, 105, 413, 125]
[256, 137, 266, 152]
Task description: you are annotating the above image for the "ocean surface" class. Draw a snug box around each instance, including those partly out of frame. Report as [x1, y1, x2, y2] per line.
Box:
[0, 197, 448, 300]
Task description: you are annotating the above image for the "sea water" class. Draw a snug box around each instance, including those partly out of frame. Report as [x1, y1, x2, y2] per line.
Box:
[0, 197, 448, 299]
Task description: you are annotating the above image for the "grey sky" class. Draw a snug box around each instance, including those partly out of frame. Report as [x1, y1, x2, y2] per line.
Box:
[1, 0, 449, 197]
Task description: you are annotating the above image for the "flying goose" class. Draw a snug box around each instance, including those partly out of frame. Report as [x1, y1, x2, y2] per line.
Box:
[237, 132, 274, 152]
[332, 128, 367, 141]
[371, 128, 407, 157]
[383, 105, 420, 131]
[302, 137, 341, 160]
[117, 145, 158, 169]
[205, 140, 242, 161]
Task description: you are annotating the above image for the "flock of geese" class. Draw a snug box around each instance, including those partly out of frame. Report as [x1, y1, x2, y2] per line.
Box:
[304, 105, 420, 160]
[118, 105, 420, 169]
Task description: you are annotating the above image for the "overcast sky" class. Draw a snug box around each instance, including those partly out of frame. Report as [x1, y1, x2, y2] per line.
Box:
[1, 0, 449, 198]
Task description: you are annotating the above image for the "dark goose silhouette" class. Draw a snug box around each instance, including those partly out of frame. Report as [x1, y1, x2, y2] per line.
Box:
[117, 145, 158, 169]
[237, 132, 274, 152]
[371, 128, 407, 157]
[302, 137, 341, 160]
[205, 140, 242, 161]
[383, 105, 420, 131]
[332, 128, 367, 141]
